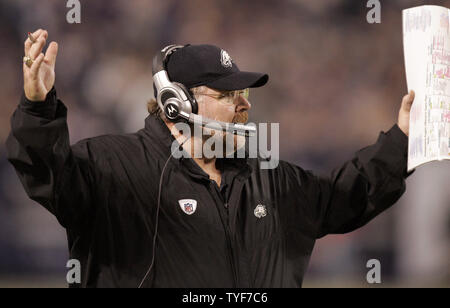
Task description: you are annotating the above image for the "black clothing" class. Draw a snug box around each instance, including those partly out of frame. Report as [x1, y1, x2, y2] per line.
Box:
[6, 87, 411, 287]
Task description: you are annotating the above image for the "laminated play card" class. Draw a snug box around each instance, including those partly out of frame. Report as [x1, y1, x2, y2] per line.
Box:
[403, 5, 450, 171]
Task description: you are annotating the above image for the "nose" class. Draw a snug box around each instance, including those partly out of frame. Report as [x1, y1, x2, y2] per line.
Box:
[235, 95, 251, 112]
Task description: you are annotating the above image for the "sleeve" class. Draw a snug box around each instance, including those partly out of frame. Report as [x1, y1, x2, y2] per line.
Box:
[286, 124, 414, 239]
[5, 87, 96, 230]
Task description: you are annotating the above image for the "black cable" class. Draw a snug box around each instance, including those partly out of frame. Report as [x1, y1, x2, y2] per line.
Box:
[138, 137, 188, 288]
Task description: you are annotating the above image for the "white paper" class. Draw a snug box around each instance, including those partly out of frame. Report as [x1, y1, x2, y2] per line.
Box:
[403, 5, 450, 171]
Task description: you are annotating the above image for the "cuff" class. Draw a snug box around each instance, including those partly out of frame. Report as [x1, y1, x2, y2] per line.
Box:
[385, 124, 414, 178]
[19, 87, 59, 120]
[386, 124, 408, 154]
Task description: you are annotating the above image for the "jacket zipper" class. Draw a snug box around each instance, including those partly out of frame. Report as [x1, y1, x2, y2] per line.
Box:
[208, 182, 238, 287]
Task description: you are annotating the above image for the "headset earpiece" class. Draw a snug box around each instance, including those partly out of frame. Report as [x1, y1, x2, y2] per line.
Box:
[186, 88, 198, 114]
[175, 82, 198, 115]
[152, 45, 198, 122]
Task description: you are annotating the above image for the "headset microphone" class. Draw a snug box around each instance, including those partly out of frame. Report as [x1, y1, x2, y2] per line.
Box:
[187, 112, 256, 137]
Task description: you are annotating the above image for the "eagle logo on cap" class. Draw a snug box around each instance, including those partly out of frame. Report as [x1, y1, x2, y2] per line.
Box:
[220, 50, 233, 68]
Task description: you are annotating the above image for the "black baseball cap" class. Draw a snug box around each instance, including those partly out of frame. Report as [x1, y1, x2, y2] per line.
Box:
[166, 44, 269, 91]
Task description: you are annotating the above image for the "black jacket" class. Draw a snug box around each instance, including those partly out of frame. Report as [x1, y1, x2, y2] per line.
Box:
[6, 87, 411, 287]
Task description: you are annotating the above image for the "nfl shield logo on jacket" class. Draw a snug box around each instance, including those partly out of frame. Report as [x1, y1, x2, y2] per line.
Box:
[179, 199, 197, 215]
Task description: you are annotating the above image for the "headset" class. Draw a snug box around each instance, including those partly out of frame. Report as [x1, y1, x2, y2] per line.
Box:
[152, 44, 256, 137]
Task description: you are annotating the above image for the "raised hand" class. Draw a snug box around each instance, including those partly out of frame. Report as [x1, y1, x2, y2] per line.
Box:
[23, 29, 58, 102]
[397, 90, 415, 137]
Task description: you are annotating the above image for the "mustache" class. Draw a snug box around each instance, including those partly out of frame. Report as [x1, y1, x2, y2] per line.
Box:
[232, 111, 248, 124]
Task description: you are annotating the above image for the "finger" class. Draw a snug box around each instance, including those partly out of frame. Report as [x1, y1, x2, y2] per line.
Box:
[22, 56, 33, 74]
[409, 90, 415, 102]
[23, 62, 30, 78]
[24, 29, 42, 55]
[30, 53, 45, 80]
[29, 30, 48, 59]
[44, 42, 58, 69]
[402, 90, 415, 112]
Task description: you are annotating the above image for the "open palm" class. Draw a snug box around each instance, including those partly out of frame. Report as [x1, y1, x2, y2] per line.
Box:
[23, 29, 58, 102]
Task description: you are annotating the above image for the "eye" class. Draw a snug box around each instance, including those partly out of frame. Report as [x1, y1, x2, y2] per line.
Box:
[217, 92, 233, 100]
[218, 94, 228, 99]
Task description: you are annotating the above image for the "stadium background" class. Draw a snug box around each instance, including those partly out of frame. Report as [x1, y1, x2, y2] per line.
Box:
[0, 0, 448, 287]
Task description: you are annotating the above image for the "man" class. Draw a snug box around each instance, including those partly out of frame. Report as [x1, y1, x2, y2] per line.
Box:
[7, 29, 415, 287]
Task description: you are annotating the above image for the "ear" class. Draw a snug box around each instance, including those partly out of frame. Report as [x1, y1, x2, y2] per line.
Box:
[195, 97, 205, 116]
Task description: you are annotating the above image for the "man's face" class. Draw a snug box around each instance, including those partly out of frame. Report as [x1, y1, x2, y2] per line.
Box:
[194, 86, 251, 125]
[193, 86, 251, 156]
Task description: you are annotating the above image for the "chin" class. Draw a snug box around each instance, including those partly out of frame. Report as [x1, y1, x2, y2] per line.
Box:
[223, 133, 246, 157]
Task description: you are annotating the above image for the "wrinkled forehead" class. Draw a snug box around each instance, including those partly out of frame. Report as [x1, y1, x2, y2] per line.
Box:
[191, 86, 222, 94]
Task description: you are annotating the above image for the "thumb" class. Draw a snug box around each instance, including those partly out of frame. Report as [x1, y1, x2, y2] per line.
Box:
[401, 90, 415, 112]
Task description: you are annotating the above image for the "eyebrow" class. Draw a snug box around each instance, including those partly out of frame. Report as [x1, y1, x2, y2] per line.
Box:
[205, 90, 233, 96]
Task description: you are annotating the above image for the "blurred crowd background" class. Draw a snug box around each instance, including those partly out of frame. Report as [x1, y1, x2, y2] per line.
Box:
[0, 0, 449, 287]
